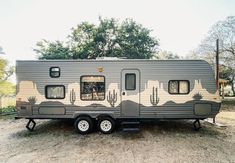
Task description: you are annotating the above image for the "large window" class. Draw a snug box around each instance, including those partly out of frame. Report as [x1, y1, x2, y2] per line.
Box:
[168, 80, 189, 94]
[50, 67, 60, 78]
[45, 85, 65, 99]
[80, 76, 105, 100]
[125, 73, 136, 90]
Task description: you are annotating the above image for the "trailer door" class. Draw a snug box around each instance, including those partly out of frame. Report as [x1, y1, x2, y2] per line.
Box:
[121, 69, 140, 117]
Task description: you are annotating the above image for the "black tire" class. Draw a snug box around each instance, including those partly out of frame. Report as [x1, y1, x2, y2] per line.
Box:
[74, 116, 93, 134]
[97, 117, 115, 134]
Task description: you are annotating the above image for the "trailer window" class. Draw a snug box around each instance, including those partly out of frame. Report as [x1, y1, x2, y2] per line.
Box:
[80, 76, 105, 100]
[50, 67, 60, 78]
[125, 73, 136, 90]
[45, 85, 65, 99]
[168, 80, 189, 94]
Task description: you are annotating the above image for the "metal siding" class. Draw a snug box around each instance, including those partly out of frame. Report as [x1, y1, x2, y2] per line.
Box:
[16, 60, 220, 119]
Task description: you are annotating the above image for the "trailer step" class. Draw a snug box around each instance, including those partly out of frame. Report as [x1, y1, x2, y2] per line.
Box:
[121, 121, 140, 132]
[122, 127, 140, 132]
[121, 121, 140, 125]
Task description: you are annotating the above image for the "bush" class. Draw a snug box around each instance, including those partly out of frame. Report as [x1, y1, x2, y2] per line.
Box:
[0, 105, 16, 113]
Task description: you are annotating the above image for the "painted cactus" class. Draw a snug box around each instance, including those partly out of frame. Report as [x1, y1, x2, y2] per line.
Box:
[193, 92, 203, 100]
[107, 89, 117, 107]
[150, 87, 159, 106]
[27, 96, 37, 105]
[70, 89, 76, 105]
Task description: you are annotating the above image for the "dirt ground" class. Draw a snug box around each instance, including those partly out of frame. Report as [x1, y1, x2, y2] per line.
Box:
[0, 105, 235, 163]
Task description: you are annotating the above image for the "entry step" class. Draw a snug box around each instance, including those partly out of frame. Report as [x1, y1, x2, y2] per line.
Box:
[122, 127, 140, 132]
[121, 121, 140, 132]
[121, 121, 140, 125]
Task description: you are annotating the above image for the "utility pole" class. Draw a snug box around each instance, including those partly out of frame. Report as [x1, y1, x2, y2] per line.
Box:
[214, 39, 219, 124]
[216, 39, 219, 89]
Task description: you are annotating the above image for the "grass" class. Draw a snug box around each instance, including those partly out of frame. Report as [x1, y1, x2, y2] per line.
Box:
[222, 99, 235, 105]
[0, 105, 16, 113]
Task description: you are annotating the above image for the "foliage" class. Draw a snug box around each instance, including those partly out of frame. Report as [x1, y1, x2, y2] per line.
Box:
[0, 57, 14, 81]
[0, 57, 15, 96]
[34, 17, 159, 59]
[155, 50, 180, 59]
[35, 40, 71, 60]
[195, 16, 235, 96]
[0, 81, 15, 96]
[0, 105, 16, 113]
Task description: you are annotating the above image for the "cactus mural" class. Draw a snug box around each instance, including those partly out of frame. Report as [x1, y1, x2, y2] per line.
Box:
[70, 89, 76, 105]
[150, 87, 159, 106]
[193, 93, 203, 100]
[107, 89, 117, 107]
[27, 96, 37, 105]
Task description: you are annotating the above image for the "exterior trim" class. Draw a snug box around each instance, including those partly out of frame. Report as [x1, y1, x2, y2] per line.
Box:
[168, 80, 190, 95]
[49, 67, 60, 78]
[80, 75, 106, 101]
[125, 73, 136, 90]
[45, 85, 65, 99]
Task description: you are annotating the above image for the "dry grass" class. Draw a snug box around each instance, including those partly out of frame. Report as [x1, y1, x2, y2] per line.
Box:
[0, 105, 235, 163]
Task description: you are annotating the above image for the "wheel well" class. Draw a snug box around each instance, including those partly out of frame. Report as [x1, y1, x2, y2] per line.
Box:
[97, 114, 115, 120]
[75, 114, 92, 120]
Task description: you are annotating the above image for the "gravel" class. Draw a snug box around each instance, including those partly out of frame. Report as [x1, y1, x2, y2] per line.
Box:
[0, 111, 234, 163]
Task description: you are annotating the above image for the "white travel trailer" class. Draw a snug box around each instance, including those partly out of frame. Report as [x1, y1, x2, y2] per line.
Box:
[16, 59, 221, 134]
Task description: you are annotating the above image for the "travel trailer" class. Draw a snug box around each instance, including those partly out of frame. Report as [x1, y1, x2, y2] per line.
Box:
[15, 59, 221, 134]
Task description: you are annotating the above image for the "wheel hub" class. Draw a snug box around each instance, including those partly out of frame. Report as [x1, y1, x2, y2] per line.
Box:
[78, 120, 89, 132]
[100, 120, 112, 132]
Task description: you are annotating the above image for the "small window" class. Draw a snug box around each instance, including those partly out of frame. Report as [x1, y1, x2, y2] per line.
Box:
[125, 73, 136, 90]
[50, 67, 60, 78]
[179, 81, 189, 94]
[45, 85, 65, 99]
[168, 80, 189, 94]
[81, 76, 105, 100]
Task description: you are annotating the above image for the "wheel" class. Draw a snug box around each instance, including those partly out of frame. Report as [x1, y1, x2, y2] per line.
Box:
[74, 116, 93, 134]
[97, 117, 115, 134]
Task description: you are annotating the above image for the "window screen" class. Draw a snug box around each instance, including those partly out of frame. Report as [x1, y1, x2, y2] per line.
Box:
[179, 81, 189, 94]
[50, 67, 60, 78]
[81, 76, 105, 100]
[169, 81, 179, 94]
[125, 73, 136, 90]
[45, 85, 65, 99]
[168, 80, 189, 94]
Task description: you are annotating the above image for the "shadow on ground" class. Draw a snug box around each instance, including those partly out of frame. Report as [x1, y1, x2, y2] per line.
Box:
[12, 119, 224, 140]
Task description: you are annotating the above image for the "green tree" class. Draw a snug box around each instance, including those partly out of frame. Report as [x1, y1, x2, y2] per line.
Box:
[0, 58, 14, 81]
[0, 57, 15, 96]
[196, 16, 235, 96]
[34, 17, 159, 59]
[0, 81, 15, 96]
[155, 50, 180, 59]
[35, 40, 71, 60]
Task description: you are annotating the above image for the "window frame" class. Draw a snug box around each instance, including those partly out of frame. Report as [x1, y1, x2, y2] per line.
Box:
[49, 67, 60, 78]
[80, 75, 106, 101]
[125, 73, 136, 91]
[168, 80, 190, 95]
[45, 85, 65, 99]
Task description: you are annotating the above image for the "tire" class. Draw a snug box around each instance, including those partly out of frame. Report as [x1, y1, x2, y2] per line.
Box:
[97, 117, 115, 134]
[74, 116, 93, 134]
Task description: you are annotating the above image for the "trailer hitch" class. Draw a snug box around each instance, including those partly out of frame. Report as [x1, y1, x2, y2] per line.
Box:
[26, 119, 36, 131]
[193, 119, 201, 131]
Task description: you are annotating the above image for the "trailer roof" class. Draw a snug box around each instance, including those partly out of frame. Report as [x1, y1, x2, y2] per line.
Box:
[16, 59, 208, 63]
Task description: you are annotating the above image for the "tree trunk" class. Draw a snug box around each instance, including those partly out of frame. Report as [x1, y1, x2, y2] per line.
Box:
[231, 75, 235, 96]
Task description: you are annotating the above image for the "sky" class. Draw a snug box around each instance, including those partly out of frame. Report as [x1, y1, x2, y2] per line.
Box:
[0, 0, 235, 66]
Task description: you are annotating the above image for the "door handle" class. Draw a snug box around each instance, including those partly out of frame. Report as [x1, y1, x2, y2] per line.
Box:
[122, 92, 125, 95]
